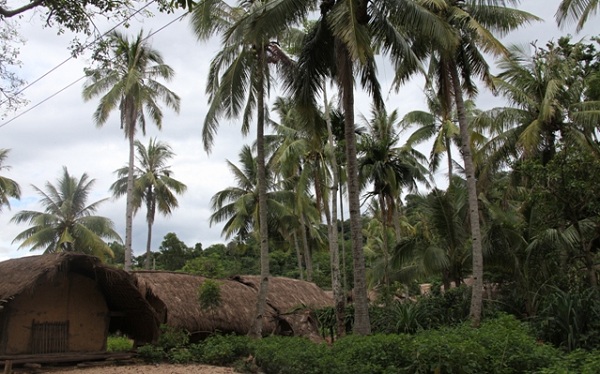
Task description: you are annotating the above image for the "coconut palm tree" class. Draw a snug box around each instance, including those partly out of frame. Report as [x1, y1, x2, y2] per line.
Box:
[420, 0, 538, 326]
[210, 145, 293, 244]
[401, 85, 460, 180]
[395, 178, 471, 289]
[556, 0, 599, 32]
[191, 0, 308, 337]
[11, 167, 120, 259]
[288, 0, 451, 335]
[111, 138, 187, 269]
[359, 106, 430, 240]
[82, 30, 180, 271]
[477, 42, 600, 171]
[0, 148, 21, 212]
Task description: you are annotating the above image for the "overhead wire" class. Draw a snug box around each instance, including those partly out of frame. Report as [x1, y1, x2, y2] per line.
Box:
[0, 0, 157, 108]
[0, 1, 188, 129]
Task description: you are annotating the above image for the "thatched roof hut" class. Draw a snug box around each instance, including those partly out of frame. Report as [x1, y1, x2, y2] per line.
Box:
[0, 253, 159, 355]
[134, 271, 266, 337]
[133, 272, 333, 341]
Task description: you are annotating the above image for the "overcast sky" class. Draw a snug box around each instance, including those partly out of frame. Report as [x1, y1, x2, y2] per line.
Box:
[0, 1, 598, 262]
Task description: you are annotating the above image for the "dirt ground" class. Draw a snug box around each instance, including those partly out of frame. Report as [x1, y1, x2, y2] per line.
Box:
[17, 364, 237, 374]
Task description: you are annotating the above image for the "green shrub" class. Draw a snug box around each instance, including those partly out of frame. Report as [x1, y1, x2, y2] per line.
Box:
[409, 326, 488, 374]
[416, 286, 472, 329]
[137, 344, 165, 363]
[253, 336, 328, 374]
[157, 324, 190, 351]
[106, 335, 133, 352]
[198, 279, 223, 310]
[537, 349, 600, 374]
[329, 334, 413, 374]
[200, 334, 252, 366]
[168, 347, 194, 364]
[473, 314, 559, 373]
[371, 301, 424, 334]
[534, 287, 600, 351]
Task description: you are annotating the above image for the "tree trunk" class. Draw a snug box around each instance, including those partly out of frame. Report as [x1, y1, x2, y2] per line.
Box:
[249, 47, 269, 339]
[446, 135, 454, 181]
[450, 63, 483, 327]
[324, 84, 346, 337]
[340, 178, 348, 291]
[379, 193, 390, 288]
[293, 231, 304, 280]
[124, 107, 136, 272]
[301, 220, 313, 282]
[338, 42, 370, 335]
[144, 195, 155, 270]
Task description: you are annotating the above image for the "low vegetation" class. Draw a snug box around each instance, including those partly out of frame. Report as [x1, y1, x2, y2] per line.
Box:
[136, 315, 600, 373]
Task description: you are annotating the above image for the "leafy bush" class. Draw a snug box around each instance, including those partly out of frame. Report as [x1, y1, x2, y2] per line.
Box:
[416, 285, 472, 329]
[472, 314, 558, 373]
[157, 324, 190, 351]
[106, 335, 133, 352]
[371, 301, 424, 334]
[534, 287, 600, 351]
[199, 334, 252, 366]
[198, 279, 223, 310]
[329, 334, 413, 374]
[168, 347, 194, 364]
[537, 349, 600, 374]
[406, 315, 559, 374]
[137, 344, 165, 363]
[409, 325, 488, 373]
[253, 336, 328, 374]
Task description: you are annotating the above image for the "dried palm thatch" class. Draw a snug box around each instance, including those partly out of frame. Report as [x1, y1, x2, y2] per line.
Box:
[231, 275, 333, 342]
[0, 253, 159, 343]
[231, 275, 333, 312]
[133, 272, 333, 341]
[133, 271, 267, 337]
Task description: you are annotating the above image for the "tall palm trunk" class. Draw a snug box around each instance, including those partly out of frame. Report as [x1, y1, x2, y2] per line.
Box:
[293, 231, 304, 280]
[301, 221, 313, 282]
[450, 63, 483, 327]
[249, 46, 270, 338]
[324, 85, 346, 337]
[340, 178, 348, 291]
[446, 136, 454, 180]
[379, 193, 390, 287]
[144, 192, 156, 270]
[338, 42, 370, 335]
[124, 104, 136, 271]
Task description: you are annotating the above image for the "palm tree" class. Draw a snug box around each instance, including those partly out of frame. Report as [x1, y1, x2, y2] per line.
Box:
[395, 179, 471, 290]
[0, 148, 21, 212]
[401, 86, 460, 180]
[477, 42, 600, 170]
[191, 0, 307, 337]
[289, 0, 451, 335]
[421, 0, 538, 327]
[11, 167, 120, 259]
[111, 138, 187, 269]
[210, 145, 293, 246]
[556, 0, 599, 32]
[358, 107, 430, 290]
[82, 30, 180, 271]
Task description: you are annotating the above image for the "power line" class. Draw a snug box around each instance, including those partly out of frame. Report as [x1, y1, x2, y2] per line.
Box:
[0, 11, 188, 129]
[0, 0, 157, 107]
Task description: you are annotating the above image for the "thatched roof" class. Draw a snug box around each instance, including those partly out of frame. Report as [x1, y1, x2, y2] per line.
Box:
[0, 253, 159, 343]
[231, 275, 333, 312]
[133, 272, 333, 340]
[133, 271, 266, 337]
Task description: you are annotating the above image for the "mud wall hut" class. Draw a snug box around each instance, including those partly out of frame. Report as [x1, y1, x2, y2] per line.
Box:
[0, 253, 159, 356]
[133, 272, 333, 341]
